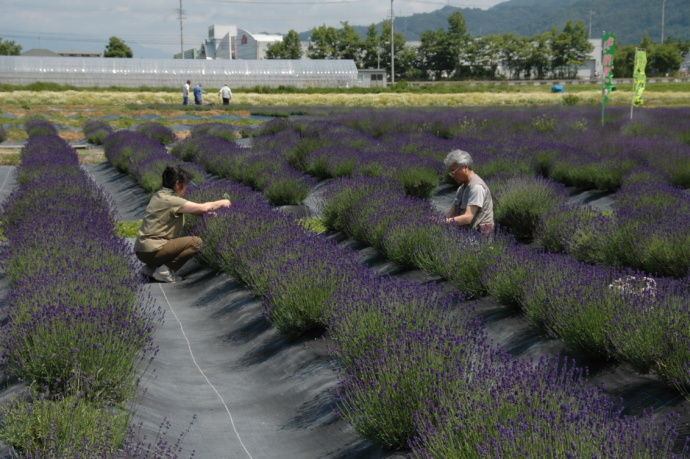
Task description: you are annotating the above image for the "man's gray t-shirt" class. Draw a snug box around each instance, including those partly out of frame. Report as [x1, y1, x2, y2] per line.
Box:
[452, 174, 494, 229]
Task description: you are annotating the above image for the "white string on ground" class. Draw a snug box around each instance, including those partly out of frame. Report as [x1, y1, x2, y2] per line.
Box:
[0, 167, 12, 192]
[158, 283, 253, 459]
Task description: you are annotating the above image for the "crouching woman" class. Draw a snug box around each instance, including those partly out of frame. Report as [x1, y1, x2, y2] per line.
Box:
[134, 166, 231, 282]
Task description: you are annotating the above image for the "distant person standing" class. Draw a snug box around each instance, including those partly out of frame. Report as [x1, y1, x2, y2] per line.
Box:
[193, 83, 206, 105]
[218, 84, 232, 106]
[182, 80, 191, 105]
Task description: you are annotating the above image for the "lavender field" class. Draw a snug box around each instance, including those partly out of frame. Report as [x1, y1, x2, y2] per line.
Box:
[2, 104, 690, 457]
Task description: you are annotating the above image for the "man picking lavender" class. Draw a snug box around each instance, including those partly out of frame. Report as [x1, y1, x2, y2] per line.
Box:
[444, 149, 494, 236]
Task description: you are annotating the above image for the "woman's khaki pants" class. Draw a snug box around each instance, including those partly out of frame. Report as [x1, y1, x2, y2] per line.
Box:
[136, 236, 202, 272]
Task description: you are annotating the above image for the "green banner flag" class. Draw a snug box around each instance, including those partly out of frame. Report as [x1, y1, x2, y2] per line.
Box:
[633, 49, 647, 107]
[602, 33, 617, 104]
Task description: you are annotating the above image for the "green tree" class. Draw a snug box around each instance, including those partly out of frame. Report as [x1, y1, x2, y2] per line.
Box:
[338, 22, 364, 65]
[379, 20, 414, 81]
[501, 33, 530, 79]
[613, 44, 636, 78]
[462, 35, 504, 79]
[664, 36, 690, 55]
[265, 41, 284, 59]
[525, 31, 554, 79]
[649, 43, 684, 75]
[417, 28, 452, 79]
[104, 36, 133, 58]
[307, 25, 337, 59]
[550, 21, 593, 78]
[0, 38, 22, 56]
[416, 11, 471, 79]
[618, 34, 686, 77]
[266, 30, 303, 59]
[307, 22, 363, 64]
[447, 10, 471, 74]
[361, 24, 383, 69]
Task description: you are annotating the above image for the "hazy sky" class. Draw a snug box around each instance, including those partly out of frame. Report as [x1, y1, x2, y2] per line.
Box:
[1, 0, 505, 57]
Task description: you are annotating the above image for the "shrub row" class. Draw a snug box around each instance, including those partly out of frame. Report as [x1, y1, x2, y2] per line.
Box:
[22, 117, 57, 138]
[82, 119, 113, 145]
[252, 118, 444, 199]
[253, 107, 690, 274]
[171, 128, 316, 206]
[115, 121, 688, 457]
[538, 167, 690, 278]
[103, 129, 206, 193]
[0, 134, 165, 456]
[320, 174, 690, 395]
[135, 121, 175, 145]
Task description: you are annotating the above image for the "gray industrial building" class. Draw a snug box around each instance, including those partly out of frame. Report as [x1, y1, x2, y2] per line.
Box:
[0, 56, 359, 88]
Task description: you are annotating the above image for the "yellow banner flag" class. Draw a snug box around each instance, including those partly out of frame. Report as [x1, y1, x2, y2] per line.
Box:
[633, 50, 647, 107]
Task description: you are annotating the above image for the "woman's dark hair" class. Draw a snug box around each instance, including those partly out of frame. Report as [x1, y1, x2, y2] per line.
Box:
[162, 166, 193, 189]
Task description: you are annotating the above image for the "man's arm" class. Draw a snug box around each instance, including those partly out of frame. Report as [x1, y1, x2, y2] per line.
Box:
[446, 205, 479, 226]
[447, 204, 457, 219]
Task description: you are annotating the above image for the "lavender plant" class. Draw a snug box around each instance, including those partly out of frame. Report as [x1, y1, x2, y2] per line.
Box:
[23, 116, 57, 137]
[0, 132, 163, 456]
[83, 119, 114, 145]
[409, 355, 688, 458]
[491, 174, 568, 241]
[136, 121, 176, 145]
[330, 279, 484, 449]
[535, 203, 613, 257]
[518, 255, 621, 357]
[413, 226, 513, 298]
[0, 393, 130, 458]
[103, 131, 161, 172]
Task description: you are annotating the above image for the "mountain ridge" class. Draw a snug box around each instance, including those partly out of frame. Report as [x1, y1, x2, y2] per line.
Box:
[300, 0, 689, 46]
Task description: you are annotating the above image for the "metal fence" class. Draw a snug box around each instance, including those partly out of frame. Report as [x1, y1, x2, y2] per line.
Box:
[0, 57, 359, 88]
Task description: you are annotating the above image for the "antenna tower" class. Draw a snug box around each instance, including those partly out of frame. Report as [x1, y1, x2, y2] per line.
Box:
[176, 0, 186, 58]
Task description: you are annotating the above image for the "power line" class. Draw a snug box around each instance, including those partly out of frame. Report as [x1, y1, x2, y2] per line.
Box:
[204, 0, 486, 5]
[205, 0, 367, 3]
[1, 30, 182, 46]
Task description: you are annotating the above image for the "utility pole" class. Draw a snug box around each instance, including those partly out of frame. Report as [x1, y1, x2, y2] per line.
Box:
[176, 0, 186, 58]
[391, 0, 395, 84]
[588, 10, 595, 39]
[660, 0, 666, 43]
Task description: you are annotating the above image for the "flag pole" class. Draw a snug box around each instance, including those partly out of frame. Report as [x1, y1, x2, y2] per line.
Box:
[631, 47, 637, 120]
[601, 31, 605, 127]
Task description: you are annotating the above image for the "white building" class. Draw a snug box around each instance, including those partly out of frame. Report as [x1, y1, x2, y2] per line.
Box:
[175, 25, 283, 60]
[236, 29, 283, 60]
[200, 25, 237, 59]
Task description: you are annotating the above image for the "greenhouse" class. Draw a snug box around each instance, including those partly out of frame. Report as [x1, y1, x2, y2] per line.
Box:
[0, 56, 359, 88]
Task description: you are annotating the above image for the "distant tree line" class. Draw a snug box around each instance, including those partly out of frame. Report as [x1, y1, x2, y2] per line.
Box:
[104, 37, 133, 58]
[266, 11, 689, 81]
[0, 39, 22, 56]
[0, 36, 133, 58]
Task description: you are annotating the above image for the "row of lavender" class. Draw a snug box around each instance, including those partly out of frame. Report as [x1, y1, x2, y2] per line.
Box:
[171, 123, 318, 206]
[250, 107, 690, 278]
[96, 120, 688, 456]
[103, 128, 207, 193]
[102, 112, 690, 386]
[320, 175, 690, 387]
[0, 118, 167, 456]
